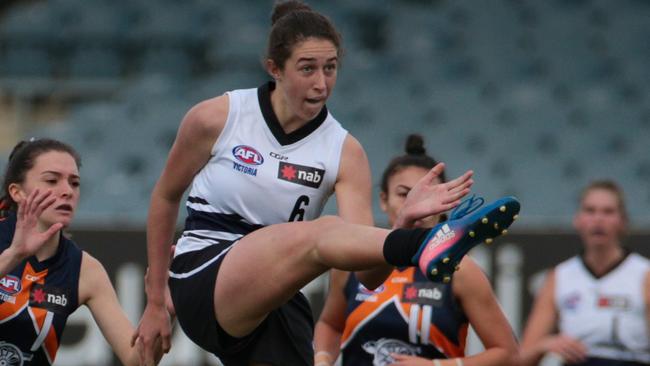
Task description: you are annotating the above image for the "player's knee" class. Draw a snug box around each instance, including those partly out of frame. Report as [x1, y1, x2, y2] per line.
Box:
[312, 215, 344, 229]
[290, 216, 343, 252]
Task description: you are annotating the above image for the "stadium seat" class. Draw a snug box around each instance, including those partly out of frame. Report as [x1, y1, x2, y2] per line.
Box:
[0, 46, 53, 77]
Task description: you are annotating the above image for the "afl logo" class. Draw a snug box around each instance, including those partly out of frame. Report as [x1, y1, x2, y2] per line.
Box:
[0, 341, 24, 366]
[232, 145, 264, 165]
[0, 275, 21, 295]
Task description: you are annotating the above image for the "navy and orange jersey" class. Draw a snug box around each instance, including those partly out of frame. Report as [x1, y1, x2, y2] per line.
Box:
[341, 268, 468, 366]
[0, 212, 82, 365]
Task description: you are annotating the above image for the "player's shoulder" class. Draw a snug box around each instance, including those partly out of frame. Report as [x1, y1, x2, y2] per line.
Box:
[628, 251, 650, 262]
[625, 252, 650, 270]
[182, 94, 231, 134]
[339, 133, 368, 164]
[555, 255, 580, 272]
[80, 251, 105, 276]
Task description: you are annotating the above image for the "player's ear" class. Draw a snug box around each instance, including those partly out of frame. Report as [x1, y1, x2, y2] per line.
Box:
[265, 59, 282, 81]
[8, 183, 25, 204]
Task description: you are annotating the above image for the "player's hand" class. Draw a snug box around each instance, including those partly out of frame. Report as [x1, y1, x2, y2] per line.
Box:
[395, 163, 473, 228]
[389, 354, 444, 365]
[10, 189, 62, 259]
[131, 303, 172, 366]
[542, 334, 587, 364]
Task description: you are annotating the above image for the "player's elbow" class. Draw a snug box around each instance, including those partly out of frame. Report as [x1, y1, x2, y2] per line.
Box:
[493, 346, 521, 366]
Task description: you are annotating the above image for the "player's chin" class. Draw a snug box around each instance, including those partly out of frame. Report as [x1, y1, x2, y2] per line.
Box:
[47, 211, 75, 228]
[58, 213, 75, 227]
[302, 101, 325, 118]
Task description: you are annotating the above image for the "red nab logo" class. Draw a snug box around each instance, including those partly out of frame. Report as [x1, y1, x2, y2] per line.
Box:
[402, 283, 444, 306]
[597, 294, 630, 309]
[0, 275, 21, 295]
[232, 145, 264, 165]
[30, 284, 70, 313]
[278, 162, 325, 189]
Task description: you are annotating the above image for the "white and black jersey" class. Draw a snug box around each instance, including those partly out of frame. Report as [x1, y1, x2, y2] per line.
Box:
[555, 252, 650, 364]
[174, 81, 348, 258]
[168, 82, 349, 365]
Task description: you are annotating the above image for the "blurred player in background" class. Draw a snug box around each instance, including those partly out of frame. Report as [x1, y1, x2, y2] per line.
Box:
[313, 135, 518, 366]
[0, 138, 166, 366]
[521, 180, 650, 366]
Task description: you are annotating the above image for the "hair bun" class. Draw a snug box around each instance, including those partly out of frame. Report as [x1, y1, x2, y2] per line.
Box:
[405, 134, 426, 156]
[271, 0, 313, 25]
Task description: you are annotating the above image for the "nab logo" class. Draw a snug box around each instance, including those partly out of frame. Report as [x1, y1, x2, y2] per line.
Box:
[30, 284, 70, 313]
[0, 275, 21, 295]
[232, 145, 264, 166]
[597, 294, 629, 310]
[278, 162, 325, 189]
[403, 283, 445, 305]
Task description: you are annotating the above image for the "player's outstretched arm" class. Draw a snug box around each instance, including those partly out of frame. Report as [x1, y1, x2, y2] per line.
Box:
[135, 95, 228, 365]
[80, 253, 167, 366]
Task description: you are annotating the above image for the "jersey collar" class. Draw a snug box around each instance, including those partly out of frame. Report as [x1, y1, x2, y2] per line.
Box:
[579, 247, 630, 279]
[257, 81, 328, 146]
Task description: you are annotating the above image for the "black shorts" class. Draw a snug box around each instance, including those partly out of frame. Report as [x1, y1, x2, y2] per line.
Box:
[169, 244, 315, 366]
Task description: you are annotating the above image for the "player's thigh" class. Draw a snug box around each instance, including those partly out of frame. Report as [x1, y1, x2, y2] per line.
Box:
[214, 218, 333, 336]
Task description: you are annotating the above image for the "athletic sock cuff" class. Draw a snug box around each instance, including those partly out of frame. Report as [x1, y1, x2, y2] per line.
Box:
[383, 228, 430, 267]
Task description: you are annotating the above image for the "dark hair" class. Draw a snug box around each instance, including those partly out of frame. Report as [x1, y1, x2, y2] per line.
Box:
[266, 0, 343, 69]
[579, 180, 628, 222]
[380, 134, 444, 194]
[1, 138, 81, 212]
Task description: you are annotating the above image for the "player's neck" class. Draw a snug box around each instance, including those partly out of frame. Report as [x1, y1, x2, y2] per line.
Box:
[583, 244, 624, 276]
[270, 88, 308, 134]
[35, 231, 61, 262]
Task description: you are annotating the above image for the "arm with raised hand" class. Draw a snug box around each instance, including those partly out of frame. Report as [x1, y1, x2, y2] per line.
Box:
[0, 189, 62, 277]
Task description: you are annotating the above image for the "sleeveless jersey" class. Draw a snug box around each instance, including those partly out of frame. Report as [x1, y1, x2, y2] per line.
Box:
[0, 213, 82, 366]
[555, 253, 650, 364]
[341, 268, 468, 366]
[174, 82, 348, 258]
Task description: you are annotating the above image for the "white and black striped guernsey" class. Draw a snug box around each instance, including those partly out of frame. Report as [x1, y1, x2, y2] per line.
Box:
[174, 82, 348, 261]
[555, 252, 650, 364]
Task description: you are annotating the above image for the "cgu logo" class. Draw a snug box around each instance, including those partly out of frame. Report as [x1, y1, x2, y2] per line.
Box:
[269, 152, 288, 161]
[232, 145, 264, 166]
[0, 275, 21, 294]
